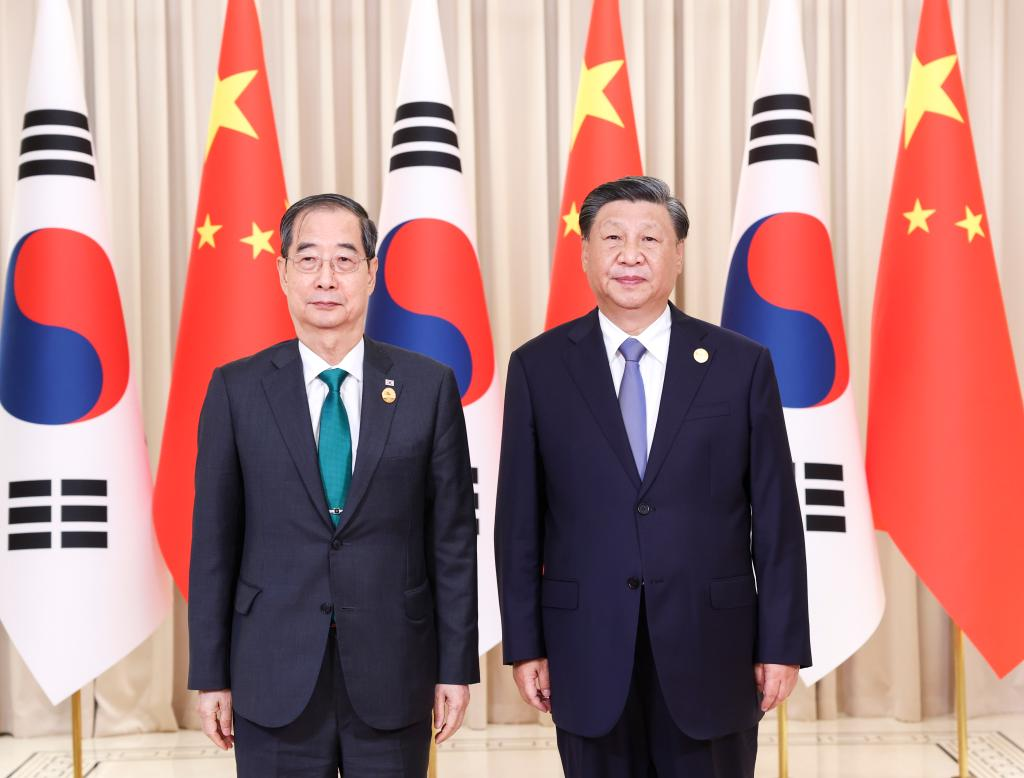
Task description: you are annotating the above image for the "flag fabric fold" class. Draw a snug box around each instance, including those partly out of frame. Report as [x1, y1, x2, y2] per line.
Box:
[153, 0, 293, 598]
[721, 0, 884, 685]
[366, 0, 502, 654]
[866, 0, 1024, 677]
[0, 0, 169, 704]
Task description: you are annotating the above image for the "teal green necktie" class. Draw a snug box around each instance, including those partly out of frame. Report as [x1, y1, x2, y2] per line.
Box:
[318, 368, 353, 526]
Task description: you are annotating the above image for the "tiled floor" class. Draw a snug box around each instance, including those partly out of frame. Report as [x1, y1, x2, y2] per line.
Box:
[2, 715, 1023, 776]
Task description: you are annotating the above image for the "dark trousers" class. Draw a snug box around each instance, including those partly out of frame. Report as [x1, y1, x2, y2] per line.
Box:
[556, 597, 758, 778]
[233, 630, 431, 777]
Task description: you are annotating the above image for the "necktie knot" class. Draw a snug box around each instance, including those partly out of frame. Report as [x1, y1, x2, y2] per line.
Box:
[619, 338, 646, 363]
[319, 367, 348, 394]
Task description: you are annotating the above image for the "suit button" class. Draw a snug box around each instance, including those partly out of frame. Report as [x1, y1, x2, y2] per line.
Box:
[636, 502, 652, 516]
[627, 577, 641, 590]
[331, 538, 341, 550]
[320, 603, 333, 615]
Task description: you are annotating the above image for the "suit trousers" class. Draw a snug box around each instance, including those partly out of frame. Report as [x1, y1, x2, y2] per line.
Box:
[555, 593, 758, 778]
[233, 628, 432, 777]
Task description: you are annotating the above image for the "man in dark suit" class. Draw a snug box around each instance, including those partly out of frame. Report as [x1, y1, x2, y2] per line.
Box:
[188, 193, 479, 777]
[495, 176, 811, 777]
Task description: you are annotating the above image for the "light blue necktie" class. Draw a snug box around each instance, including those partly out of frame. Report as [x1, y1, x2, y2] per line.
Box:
[318, 368, 352, 526]
[618, 338, 647, 478]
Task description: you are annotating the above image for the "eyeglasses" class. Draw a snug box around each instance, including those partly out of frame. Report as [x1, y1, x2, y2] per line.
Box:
[286, 253, 369, 275]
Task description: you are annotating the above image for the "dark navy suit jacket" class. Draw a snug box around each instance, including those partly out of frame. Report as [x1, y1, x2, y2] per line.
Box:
[187, 338, 479, 730]
[495, 305, 811, 740]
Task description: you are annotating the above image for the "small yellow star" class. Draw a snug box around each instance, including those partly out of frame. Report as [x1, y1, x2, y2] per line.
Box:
[562, 202, 581, 237]
[571, 59, 625, 147]
[903, 54, 963, 148]
[206, 69, 259, 157]
[196, 213, 222, 249]
[240, 222, 275, 258]
[954, 206, 985, 243]
[903, 198, 936, 235]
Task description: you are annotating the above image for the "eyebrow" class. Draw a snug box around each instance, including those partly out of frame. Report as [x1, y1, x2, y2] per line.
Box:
[295, 241, 360, 253]
[599, 221, 663, 231]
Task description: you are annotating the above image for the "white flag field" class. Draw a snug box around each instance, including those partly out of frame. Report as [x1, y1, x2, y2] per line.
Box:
[0, 0, 169, 704]
[365, 0, 502, 654]
[720, 0, 884, 684]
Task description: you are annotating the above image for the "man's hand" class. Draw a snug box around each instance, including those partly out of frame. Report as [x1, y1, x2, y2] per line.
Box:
[197, 689, 234, 750]
[433, 684, 470, 744]
[754, 663, 799, 712]
[512, 658, 551, 714]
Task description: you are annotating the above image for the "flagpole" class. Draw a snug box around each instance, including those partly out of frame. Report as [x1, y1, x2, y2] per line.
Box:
[428, 736, 438, 778]
[952, 624, 968, 778]
[777, 700, 789, 778]
[71, 689, 83, 778]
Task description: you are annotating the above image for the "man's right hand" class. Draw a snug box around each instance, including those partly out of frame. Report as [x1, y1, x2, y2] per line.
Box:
[197, 689, 234, 750]
[512, 658, 551, 714]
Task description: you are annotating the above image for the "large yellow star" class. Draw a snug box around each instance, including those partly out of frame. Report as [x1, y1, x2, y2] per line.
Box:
[571, 59, 625, 147]
[903, 54, 963, 148]
[903, 198, 936, 235]
[954, 205, 985, 243]
[205, 69, 259, 157]
[196, 213, 222, 249]
[562, 202, 581, 237]
[240, 221, 275, 259]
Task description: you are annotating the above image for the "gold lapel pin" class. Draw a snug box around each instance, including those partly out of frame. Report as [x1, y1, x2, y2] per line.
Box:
[693, 347, 709, 364]
[382, 386, 397, 404]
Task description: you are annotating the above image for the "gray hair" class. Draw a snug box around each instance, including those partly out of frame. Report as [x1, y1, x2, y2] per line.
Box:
[279, 193, 378, 259]
[579, 176, 689, 241]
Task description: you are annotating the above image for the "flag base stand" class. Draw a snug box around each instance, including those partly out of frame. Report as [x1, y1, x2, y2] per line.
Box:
[71, 689, 83, 778]
[951, 625, 971, 778]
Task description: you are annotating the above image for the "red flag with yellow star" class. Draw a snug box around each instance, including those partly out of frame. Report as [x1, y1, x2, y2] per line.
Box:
[866, 0, 1024, 676]
[153, 0, 292, 598]
[544, 0, 642, 329]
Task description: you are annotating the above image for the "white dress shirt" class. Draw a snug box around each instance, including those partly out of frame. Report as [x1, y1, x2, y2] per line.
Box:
[598, 306, 672, 457]
[298, 338, 363, 470]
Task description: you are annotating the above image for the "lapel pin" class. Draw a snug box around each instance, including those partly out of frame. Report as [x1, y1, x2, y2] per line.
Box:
[693, 347, 709, 364]
[384, 378, 395, 387]
[382, 387, 397, 404]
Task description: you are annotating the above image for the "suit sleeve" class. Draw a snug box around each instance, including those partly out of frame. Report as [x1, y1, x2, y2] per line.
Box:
[187, 368, 245, 691]
[748, 347, 813, 668]
[427, 367, 480, 685]
[494, 351, 546, 665]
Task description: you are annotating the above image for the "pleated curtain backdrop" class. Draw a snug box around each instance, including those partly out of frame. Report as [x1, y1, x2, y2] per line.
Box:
[1, 0, 1022, 738]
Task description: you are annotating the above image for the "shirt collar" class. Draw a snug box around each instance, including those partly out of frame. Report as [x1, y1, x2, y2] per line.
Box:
[598, 305, 672, 366]
[298, 338, 365, 389]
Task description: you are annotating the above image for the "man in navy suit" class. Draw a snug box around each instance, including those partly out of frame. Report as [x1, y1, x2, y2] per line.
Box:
[495, 176, 810, 777]
[188, 193, 479, 777]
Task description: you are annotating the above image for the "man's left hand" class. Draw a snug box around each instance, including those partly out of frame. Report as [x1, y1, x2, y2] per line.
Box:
[433, 684, 470, 744]
[754, 663, 799, 712]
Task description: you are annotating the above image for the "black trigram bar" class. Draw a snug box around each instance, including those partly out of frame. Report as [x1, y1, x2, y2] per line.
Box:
[62, 531, 107, 549]
[390, 151, 461, 172]
[24, 109, 90, 130]
[752, 94, 811, 114]
[9, 480, 50, 498]
[62, 505, 107, 522]
[9, 533, 51, 551]
[18, 159, 95, 180]
[392, 126, 458, 147]
[62, 479, 107, 496]
[807, 515, 846, 533]
[395, 101, 455, 122]
[806, 488, 844, 507]
[805, 463, 843, 481]
[9, 506, 51, 524]
[748, 144, 818, 165]
[749, 119, 815, 140]
[20, 134, 93, 154]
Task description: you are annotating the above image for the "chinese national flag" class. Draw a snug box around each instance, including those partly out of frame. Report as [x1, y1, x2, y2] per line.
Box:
[866, 0, 1024, 676]
[544, 0, 642, 329]
[153, 0, 292, 598]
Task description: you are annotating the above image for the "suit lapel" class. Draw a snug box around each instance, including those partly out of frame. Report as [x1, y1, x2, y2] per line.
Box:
[564, 310, 642, 488]
[338, 337, 396, 532]
[640, 305, 713, 497]
[262, 341, 333, 532]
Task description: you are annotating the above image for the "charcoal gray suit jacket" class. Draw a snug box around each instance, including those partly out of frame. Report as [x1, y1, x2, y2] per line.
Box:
[187, 337, 479, 730]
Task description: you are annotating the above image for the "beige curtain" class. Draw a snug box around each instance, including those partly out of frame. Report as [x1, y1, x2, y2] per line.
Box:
[1, 0, 1022, 738]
